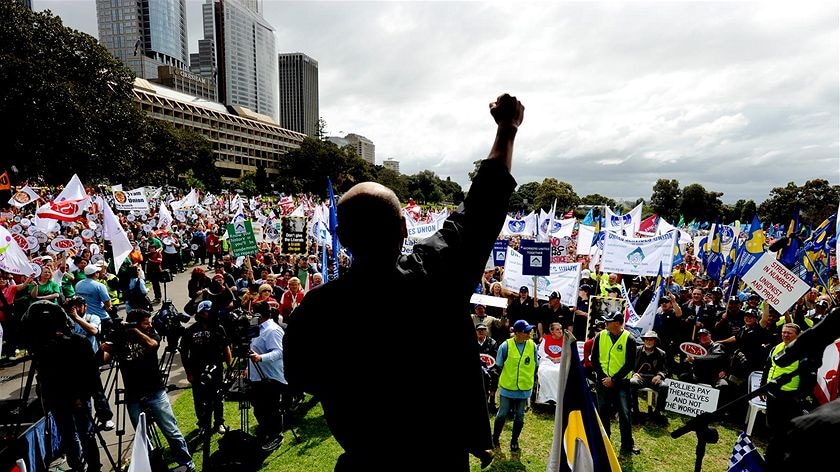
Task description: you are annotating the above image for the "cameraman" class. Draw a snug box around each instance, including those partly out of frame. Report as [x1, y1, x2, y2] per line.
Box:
[101, 310, 195, 472]
[25, 301, 102, 472]
[248, 305, 287, 451]
[180, 300, 232, 436]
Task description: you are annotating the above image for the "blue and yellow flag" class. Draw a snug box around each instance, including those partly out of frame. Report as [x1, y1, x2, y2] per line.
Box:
[705, 224, 725, 282]
[777, 209, 800, 268]
[547, 334, 621, 472]
[734, 214, 767, 278]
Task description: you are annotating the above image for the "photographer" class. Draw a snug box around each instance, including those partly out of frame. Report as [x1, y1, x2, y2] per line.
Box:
[100, 310, 195, 472]
[180, 301, 232, 436]
[24, 301, 102, 472]
[248, 305, 287, 451]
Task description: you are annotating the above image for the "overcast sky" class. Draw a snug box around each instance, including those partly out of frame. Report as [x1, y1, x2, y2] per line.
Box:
[35, 0, 839, 204]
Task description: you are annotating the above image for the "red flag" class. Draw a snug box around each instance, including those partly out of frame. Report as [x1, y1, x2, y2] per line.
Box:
[0, 171, 10, 191]
[563, 209, 574, 219]
[35, 197, 90, 222]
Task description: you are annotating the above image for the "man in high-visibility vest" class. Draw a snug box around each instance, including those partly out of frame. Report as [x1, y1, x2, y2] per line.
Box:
[592, 310, 640, 455]
[762, 322, 806, 467]
[492, 319, 538, 454]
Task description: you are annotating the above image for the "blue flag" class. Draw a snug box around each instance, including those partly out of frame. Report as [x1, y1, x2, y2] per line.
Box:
[582, 208, 594, 226]
[547, 335, 621, 472]
[777, 209, 800, 268]
[727, 432, 766, 472]
[327, 178, 341, 281]
[734, 215, 767, 278]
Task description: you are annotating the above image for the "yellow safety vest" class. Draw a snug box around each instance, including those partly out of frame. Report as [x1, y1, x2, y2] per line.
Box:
[598, 330, 632, 379]
[768, 342, 800, 392]
[499, 338, 536, 392]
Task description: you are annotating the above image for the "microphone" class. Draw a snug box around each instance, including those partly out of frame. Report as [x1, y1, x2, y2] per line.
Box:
[773, 306, 840, 367]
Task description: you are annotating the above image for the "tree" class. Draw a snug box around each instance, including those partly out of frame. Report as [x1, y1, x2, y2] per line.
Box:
[581, 193, 618, 210]
[0, 2, 148, 185]
[535, 178, 580, 213]
[650, 179, 681, 223]
[407, 170, 444, 204]
[680, 183, 723, 223]
[439, 177, 465, 204]
[371, 166, 409, 201]
[740, 200, 757, 222]
[511, 182, 539, 213]
[254, 162, 270, 195]
[758, 179, 840, 226]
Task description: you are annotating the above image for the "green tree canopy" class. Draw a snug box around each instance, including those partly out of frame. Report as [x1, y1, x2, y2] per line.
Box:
[535, 178, 580, 213]
[650, 179, 681, 222]
[758, 179, 840, 226]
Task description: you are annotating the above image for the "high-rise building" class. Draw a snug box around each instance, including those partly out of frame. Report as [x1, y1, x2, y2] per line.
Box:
[345, 133, 375, 164]
[278, 53, 319, 137]
[192, 0, 278, 123]
[327, 133, 376, 164]
[17, 0, 32, 10]
[383, 159, 400, 174]
[95, 0, 188, 81]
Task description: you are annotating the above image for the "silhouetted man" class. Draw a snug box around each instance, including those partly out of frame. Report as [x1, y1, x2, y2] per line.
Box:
[284, 93, 524, 470]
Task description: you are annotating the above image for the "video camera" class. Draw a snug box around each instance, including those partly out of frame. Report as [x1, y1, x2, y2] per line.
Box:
[225, 309, 261, 357]
[153, 301, 190, 343]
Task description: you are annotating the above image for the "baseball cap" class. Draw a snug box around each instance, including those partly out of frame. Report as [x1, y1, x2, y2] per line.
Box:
[748, 293, 760, 300]
[580, 269, 591, 278]
[475, 323, 488, 331]
[728, 295, 741, 303]
[197, 300, 212, 312]
[743, 309, 759, 317]
[83, 265, 100, 276]
[697, 328, 711, 336]
[474, 303, 486, 310]
[549, 291, 561, 299]
[512, 320, 535, 332]
[519, 286, 529, 293]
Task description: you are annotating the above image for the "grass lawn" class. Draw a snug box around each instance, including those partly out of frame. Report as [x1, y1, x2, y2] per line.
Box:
[162, 390, 768, 471]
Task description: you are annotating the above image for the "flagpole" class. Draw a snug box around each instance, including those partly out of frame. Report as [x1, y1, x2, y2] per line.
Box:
[546, 331, 573, 471]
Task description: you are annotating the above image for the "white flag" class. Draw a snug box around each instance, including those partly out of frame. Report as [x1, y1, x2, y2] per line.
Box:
[128, 412, 153, 472]
[7, 186, 39, 208]
[103, 201, 133, 272]
[157, 202, 173, 229]
[0, 226, 35, 276]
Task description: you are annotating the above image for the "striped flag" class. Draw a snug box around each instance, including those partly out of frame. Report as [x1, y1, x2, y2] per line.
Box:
[727, 431, 766, 472]
[547, 332, 621, 472]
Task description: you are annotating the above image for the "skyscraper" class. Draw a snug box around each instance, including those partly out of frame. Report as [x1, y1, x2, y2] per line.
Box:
[278, 53, 319, 137]
[95, 0, 188, 81]
[193, 0, 278, 123]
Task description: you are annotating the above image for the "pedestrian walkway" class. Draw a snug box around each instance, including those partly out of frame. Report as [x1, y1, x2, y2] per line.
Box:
[0, 271, 194, 472]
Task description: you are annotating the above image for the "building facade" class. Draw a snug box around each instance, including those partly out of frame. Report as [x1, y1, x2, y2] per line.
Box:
[278, 53, 319, 137]
[345, 133, 375, 164]
[96, 0, 188, 81]
[192, 0, 278, 123]
[383, 159, 400, 174]
[132, 78, 303, 180]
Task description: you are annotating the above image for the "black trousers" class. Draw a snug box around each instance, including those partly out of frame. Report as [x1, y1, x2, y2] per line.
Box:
[193, 367, 225, 430]
[249, 379, 285, 439]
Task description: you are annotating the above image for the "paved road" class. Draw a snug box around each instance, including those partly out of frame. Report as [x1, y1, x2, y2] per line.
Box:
[0, 269, 196, 471]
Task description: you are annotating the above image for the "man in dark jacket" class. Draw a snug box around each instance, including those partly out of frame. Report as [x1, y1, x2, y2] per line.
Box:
[284, 93, 524, 470]
[630, 330, 669, 425]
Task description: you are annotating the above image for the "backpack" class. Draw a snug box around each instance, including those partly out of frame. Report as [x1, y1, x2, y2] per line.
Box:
[127, 281, 152, 311]
[204, 429, 265, 472]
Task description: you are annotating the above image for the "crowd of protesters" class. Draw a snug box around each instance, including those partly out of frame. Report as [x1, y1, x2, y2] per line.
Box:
[0, 169, 838, 469]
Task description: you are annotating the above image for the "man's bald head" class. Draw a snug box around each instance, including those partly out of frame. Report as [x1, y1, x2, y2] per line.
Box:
[337, 182, 405, 258]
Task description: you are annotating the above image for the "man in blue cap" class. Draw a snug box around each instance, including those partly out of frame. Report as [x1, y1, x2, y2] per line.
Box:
[492, 319, 538, 454]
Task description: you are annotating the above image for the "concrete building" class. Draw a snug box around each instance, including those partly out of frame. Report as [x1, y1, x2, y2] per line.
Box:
[192, 0, 278, 123]
[95, 0, 189, 81]
[383, 159, 400, 174]
[156, 66, 215, 101]
[327, 134, 375, 164]
[132, 78, 304, 180]
[278, 53, 319, 137]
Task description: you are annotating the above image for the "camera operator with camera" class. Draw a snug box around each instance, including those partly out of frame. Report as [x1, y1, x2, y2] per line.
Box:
[101, 309, 196, 472]
[247, 304, 288, 452]
[23, 301, 103, 472]
[181, 300, 232, 437]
